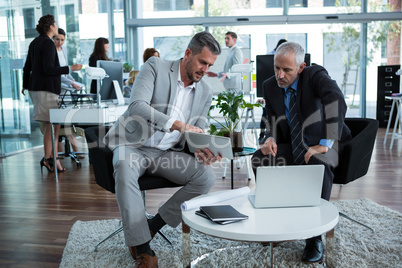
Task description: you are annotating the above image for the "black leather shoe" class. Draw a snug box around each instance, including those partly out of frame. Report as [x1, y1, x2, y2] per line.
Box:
[302, 237, 323, 264]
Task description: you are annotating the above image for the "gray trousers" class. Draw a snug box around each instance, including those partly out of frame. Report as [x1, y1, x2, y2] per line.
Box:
[112, 146, 215, 247]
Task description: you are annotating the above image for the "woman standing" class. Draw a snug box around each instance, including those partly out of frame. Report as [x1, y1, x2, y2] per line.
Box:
[53, 28, 82, 90]
[22, 14, 82, 173]
[54, 27, 81, 154]
[89, 37, 110, 94]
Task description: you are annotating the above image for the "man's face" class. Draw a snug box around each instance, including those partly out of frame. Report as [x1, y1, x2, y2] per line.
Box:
[274, 52, 305, 88]
[225, 34, 236, 48]
[185, 47, 218, 83]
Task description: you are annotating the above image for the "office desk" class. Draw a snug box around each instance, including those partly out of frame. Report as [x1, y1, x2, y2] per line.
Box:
[50, 104, 128, 180]
[384, 96, 402, 149]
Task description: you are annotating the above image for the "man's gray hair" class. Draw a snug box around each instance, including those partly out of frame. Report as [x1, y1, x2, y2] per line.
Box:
[275, 41, 305, 67]
[187, 31, 221, 56]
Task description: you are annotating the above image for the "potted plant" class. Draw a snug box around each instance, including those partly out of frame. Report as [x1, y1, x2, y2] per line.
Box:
[209, 92, 262, 152]
[123, 62, 134, 73]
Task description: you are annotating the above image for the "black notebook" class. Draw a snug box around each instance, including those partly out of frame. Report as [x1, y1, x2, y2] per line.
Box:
[199, 205, 248, 222]
[195, 210, 243, 225]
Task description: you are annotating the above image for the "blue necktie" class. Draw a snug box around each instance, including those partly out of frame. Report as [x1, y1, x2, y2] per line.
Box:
[288, 88, 305, 164]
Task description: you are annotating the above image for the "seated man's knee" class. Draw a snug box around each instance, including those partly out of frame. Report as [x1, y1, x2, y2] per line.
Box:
[193, 166, 215, 193]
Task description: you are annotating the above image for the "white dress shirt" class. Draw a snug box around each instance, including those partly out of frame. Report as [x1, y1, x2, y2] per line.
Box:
[144, 64, 195, 150]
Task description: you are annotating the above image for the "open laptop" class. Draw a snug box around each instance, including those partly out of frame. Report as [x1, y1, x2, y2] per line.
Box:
[248, 165, 325, 208]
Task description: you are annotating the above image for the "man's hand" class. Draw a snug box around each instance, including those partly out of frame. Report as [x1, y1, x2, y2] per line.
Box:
[304, 144, 329, 164]
[170, 120, 203, 134]
[206, 71, 217, 77]
[261, 137, 277, 157]
[195, 148, 222, 166]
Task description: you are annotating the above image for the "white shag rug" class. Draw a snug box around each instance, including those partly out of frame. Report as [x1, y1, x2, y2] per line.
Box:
[60, 199, 402, 268]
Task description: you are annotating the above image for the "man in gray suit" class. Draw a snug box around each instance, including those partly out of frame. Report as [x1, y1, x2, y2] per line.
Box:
[104, 31, 221, 267]
[207, 31, 243, 93]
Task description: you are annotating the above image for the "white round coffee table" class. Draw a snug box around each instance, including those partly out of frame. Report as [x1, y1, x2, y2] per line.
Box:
[181, 193, 339, 267]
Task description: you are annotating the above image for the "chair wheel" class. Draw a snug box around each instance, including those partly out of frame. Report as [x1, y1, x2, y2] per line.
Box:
[77, 162, 82, 167]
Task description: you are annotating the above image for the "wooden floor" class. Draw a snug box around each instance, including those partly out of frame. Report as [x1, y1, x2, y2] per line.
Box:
[0, 128, 401, 267]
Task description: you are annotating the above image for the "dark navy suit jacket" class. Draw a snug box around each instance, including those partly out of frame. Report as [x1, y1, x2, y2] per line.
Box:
[262, 65, 352, 147]
[23, 34, 69, 95]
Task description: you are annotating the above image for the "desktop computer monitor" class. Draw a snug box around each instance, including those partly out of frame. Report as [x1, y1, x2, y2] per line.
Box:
[256, 54, 310, 97]
[96, 60, 123, 101]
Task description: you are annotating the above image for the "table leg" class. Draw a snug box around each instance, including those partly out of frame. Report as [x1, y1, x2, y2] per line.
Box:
[182, 220, 191, 268]
[51, 123, 58, 181]
[270, 242, 274, 268]
[325, 229, 335, 267]
[384, 99, 396, 145]
[390, 101, 401, 150]
[231, 159, 234, 189]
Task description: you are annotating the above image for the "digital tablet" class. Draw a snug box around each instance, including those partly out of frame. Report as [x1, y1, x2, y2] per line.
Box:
[184, 131, 234, 159]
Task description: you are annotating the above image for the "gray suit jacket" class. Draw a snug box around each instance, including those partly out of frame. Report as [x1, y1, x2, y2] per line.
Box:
[104, 57, 213, 151]
[219, 45, 243, 90]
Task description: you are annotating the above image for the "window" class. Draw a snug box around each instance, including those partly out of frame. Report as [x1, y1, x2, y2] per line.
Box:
[266, 34, 307, 54]
[23, 8, 36, 38]
[323, 0, 336, 6]
[98, 0, 107, 13]
[154, 0, 194, 11]
[266, 0, 282, 8]
[65, 4, 78, 32]
[266, 0, 307, 8]
[381, 39, 387, 59]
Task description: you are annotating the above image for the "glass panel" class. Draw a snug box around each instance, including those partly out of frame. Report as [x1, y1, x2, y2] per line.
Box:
[289, 0, 361, 15]
[141, 23, 367, 123]
[368, 0, 401, 13]
[366, 20, 401, 122]
[0, 0, 43, 155]
[323, 23, 361, 117]
[144, 0, 198, 18]
[207, 0, 283, 16]
[0, 0, 122, 155]
[142, 26, 194, 61]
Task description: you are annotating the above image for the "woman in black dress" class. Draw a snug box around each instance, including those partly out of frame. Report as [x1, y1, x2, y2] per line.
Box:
[88, 37, 110, 94]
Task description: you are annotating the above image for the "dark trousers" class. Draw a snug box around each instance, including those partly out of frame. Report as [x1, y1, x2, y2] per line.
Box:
[251, 143, 339, 201]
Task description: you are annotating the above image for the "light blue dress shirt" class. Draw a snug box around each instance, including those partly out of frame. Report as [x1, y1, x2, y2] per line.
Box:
[283, 79, 334, 149]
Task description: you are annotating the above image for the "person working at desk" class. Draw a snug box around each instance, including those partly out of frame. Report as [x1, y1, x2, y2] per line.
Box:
[123, 70, 139, 98]
[143, 47, 160, 63]
[22, 14, 82, 173]
[89, 37, 110, 94]
[251, 41, 352, 264]
[104, 31, 222, 267]
[206, 31, 243, 94]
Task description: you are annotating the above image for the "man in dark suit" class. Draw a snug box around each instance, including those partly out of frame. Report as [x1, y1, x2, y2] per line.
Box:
[251, 41, 352, 264]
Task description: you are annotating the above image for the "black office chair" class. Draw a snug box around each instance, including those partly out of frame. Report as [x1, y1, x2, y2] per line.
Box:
[85, 126, 182, 251]
[333, 117, 379, 232]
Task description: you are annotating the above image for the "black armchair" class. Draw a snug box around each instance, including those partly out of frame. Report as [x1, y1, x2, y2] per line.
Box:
[333, 118, 379, 232]
[85, 125, 181, 251]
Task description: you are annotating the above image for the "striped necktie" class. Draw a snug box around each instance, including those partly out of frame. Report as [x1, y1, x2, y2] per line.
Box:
[288, 87, 305, 164]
